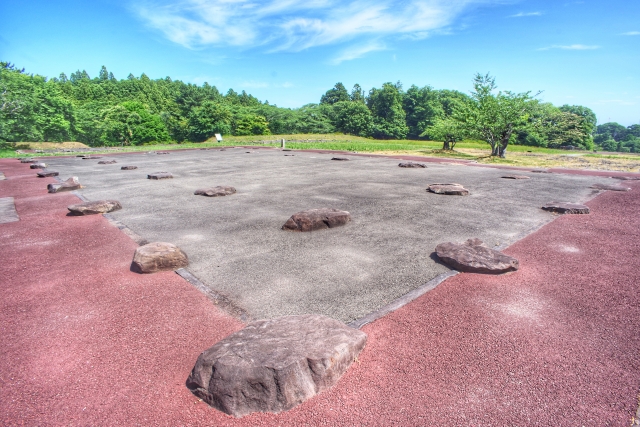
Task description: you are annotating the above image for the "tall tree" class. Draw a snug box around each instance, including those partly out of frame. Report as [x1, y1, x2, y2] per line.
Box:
[320, 83, 350, 105]
[367, 82, 408, 140]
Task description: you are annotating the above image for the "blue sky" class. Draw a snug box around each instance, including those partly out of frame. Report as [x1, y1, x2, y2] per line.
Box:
[1, 0, 638, 126]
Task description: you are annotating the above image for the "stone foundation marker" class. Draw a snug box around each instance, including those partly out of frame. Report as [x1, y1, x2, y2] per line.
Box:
[20, 158, 35, 163]
[501, 174, 530, 179]
[590, 183, 630, 192]
[331, 157, 349, 161]
[187, 314, 367, 418]
[68, 200, 122, 215]
[98, 160, 117, 164]
[541, 202, 590, 214]
[194, 186, 236, 197]
[131, 242, 188, 274]
[436, 238, 519, 274]
[30, 162, 47, 169]
[47, 177, 82, 193]
[398, 162, 426, 168]
[37, 170, 59, 178]
[282, 208, 351, 232]
[147, 172, 173, 180]
[427, 183, 470, 195]
[121, 166, 137, 170]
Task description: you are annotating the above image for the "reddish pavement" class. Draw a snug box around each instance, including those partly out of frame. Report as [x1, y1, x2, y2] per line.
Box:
[1, 157, 639, 426]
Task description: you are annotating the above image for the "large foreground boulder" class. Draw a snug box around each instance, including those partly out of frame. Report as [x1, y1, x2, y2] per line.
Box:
[187, 314, 367, 418]
[541, 202, 590, 214]
[68, 200, 122, 215]
[282, 208, 351, 232]
[435, 238, 519, 274]
[194, 186, 236, 197]
[131, 242, 188, 273]
[47, 177, 82, 193]
[427, 183, 470, 195]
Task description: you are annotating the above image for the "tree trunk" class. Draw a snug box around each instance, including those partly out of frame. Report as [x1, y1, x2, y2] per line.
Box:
[498, 145, 507, 158]
[491, 144, 500, 156]
[443, 140, 451, 150]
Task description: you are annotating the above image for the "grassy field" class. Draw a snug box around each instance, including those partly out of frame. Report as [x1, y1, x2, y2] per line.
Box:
[2, 135, 640, 172]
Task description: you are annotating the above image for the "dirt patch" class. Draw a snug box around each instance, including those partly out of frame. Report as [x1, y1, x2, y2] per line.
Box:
[15, 141, 90, 150]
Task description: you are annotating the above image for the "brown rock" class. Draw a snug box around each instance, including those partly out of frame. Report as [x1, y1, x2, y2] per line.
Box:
[590, 183, 630, 192]
[37, 169, 59, 177]
[541, 202, 590, 214]
[67, 200, 122, 215]
[187, 314, 367, 418]
[194, 186, 237, 197]
[501, 174, 530, 179]
[398, 162, 426, 168]
[331, 157, 349, 161]
[47, 177, 82, 193]
[131, 242, 188, 274]
[121, 166, 138, 170]
[30, 163, 47, 169]
[282, 208, 351, 232]
[435, 239, 519, 274]
[148, 172, 173, 180]
[427, 183, 470, 195]
[98, 160, 117, 164]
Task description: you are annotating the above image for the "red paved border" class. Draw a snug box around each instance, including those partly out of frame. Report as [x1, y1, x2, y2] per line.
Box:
[1, 157, 639, 426]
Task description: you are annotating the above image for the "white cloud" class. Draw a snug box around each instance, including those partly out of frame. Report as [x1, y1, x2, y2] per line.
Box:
[331, 41, 386, 64]
[133, 0, 496, 53]
[537, 44, 600, 51]
[509, 11, 542, 17]
[621, 31, 640, 36]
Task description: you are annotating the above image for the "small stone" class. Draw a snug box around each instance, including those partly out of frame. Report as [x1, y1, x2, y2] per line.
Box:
[282, 208, 351, 232]
[131, 242, 189, 274]
[121, 166, 138, 170]
[37, 169, 59, 177]
[541, 202, 590, 214]
[47, 177, 82, 193]
[68, 200, 122, 215]
[435, 239, 519, 274]
[30, 163, 47, 169]
[194, 186, 237, 197]
[284, 154, 295, 156]
[148, 172, 173, 180]
[530, 169, 551, 173]
[501, 175, 530, 179]
[590, 183, 630, 192]
[157, 151, 170, 154]
[611, 176, 640, 181]
[187, 314, 367, 418]
[331, 157, 349, 161]
[98, 160, 117, 164]
[398, 162, 426, 168]
[82, 156, 102, 159]
[20, 158, 35, 163]
[427, 183, 470, 195]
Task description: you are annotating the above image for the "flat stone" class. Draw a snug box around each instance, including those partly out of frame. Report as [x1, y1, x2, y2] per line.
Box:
[157, 151, 170, 154]
[502, 174, 530, 179]
[541, 202, 590, 214]
[194, 186, 237, 197]
[284, 154, 295, 156]
[47, 177, 82, 193]
[282, 208, 351, 232]
[37, 169, 59, 177]
[131, 242, 188, 274]
[30, 163, 47, 169]
[67, 200, 122, 215]
[435, 238, 519, 274]
[530, 169, 551, 173]
[0, 197, 19, 224]
[331, 157, 349, 161]
[98, 160, 117, 164]
[398, 162, 426, 168]
[187, 314, 367, 418]
[427, 183, 470, 195]
[611, 176, 640, 181]
[20, 158, 35, 163]
[590, 183, 630, 192]
[147, 172, 173, 180]
[121, 166, 138, 170]
[82, 156, 102, 159]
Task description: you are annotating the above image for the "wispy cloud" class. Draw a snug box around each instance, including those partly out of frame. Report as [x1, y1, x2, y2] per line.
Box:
[509, 11, 542, 17]
[133, 0, 497, 57]
[537, 44, 600, 51]
[621, 31, 640, 36]
[331, 41, 386, 64]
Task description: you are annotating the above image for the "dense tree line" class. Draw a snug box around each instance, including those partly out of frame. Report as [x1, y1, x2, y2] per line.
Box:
[593, 122, 640, 152]
[1, 62, 609, 153]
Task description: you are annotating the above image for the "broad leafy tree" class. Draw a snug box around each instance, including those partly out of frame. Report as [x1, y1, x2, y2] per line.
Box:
[367, 82, 409, 140]
[331, 101, 373, 136]
[320, 83, 350, 105]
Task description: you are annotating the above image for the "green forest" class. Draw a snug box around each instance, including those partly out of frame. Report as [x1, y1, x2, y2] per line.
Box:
[1, 62, 637, 154]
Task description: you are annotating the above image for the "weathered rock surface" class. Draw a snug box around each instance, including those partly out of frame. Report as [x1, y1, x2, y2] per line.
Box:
[121, 166, 138, 170]
[611, 176, 640, 181]
[398, 162, 426, 168]
[30, 163, 47, 169]
[20, 158, 35, 163]
[530, 169, 551, 173]
[282, 208, 351, 232]
[37, 169, 59, 177]
[427, 183, 470, 195]
[98, 160, 117, 164]
[541, 202, 590, 214]
[147, 172, 173, 180]
[67, 200, 122, 215]
[435, 238, 519, 274]
[131, 242, 188, 274]
[331, 157, 349, 161]
[194, 186, 237, 197]
[187, 314, 367, 418]
[47, 177, 82, 193]
[82, 156, 102, 159]
[590, 183, 630, 192]
[502, 174, 530, 179]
